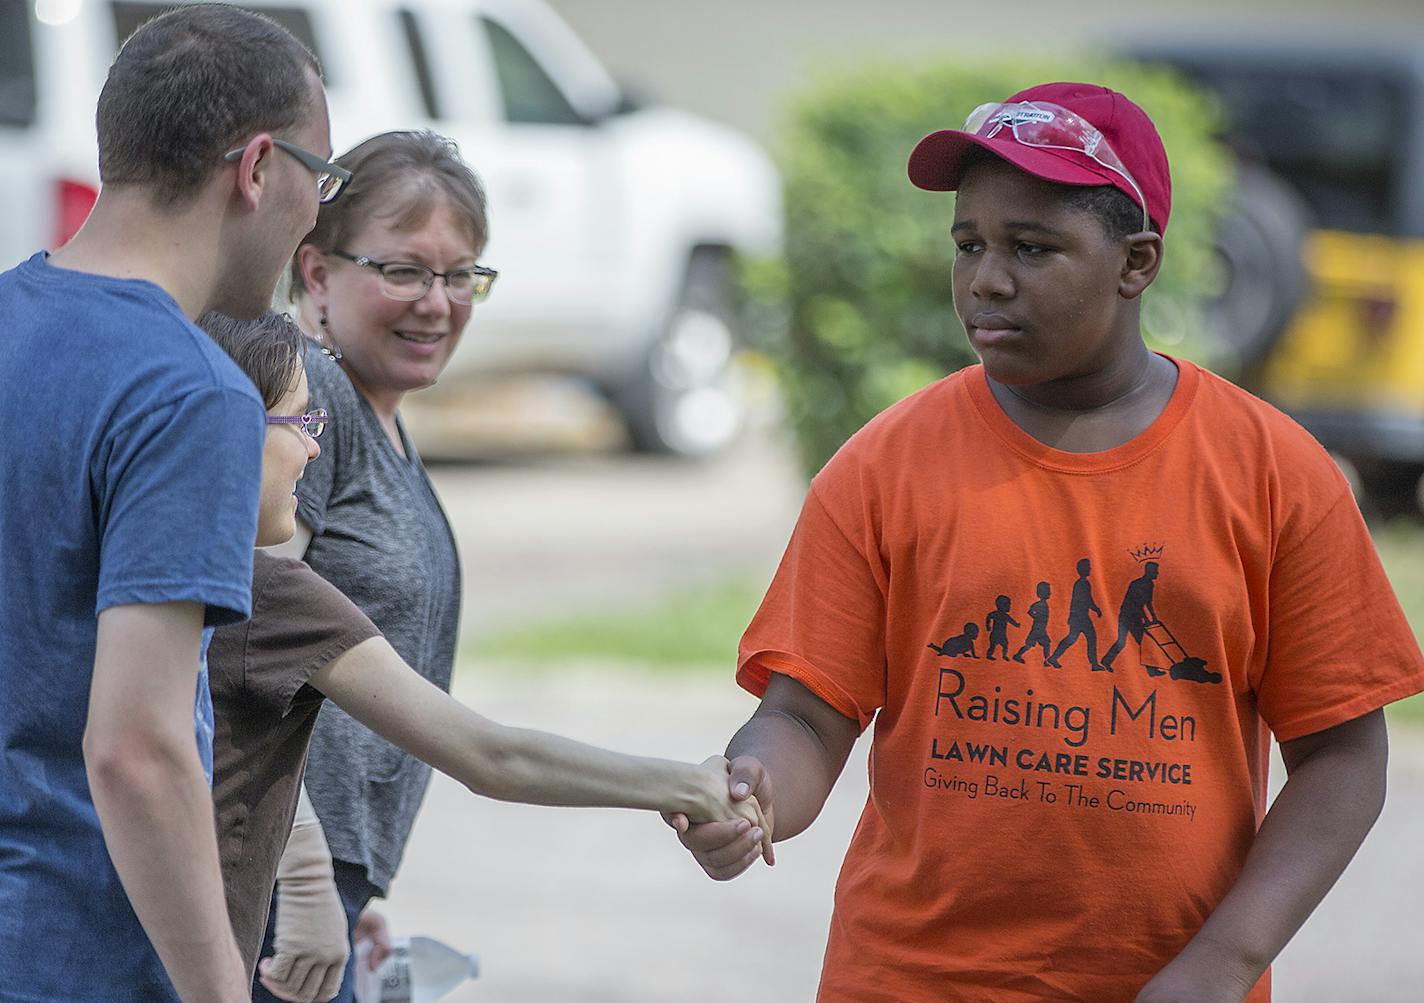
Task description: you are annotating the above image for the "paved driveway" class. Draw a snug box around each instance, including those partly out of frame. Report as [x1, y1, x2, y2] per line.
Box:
[425, 415, 807, 642]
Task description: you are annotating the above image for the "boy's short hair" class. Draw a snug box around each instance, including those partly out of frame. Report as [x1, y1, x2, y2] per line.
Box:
[97, 3, 320, 206]
[1061, 185, 1152, 240]
[907, 81, 1172, 234]
[199, 310, 307, 410]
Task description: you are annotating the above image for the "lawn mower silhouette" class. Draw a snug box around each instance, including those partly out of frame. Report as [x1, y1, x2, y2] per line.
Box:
[1141, 617, 1222, 685]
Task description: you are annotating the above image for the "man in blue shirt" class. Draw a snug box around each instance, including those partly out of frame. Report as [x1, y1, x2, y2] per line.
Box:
[0, 5, 345, 1000]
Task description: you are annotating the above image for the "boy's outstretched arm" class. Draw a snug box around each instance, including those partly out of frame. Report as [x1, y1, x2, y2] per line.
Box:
[664, 673, 861, 881]
[1136, 709, 1389, 1003]
[308, 636, 771, 853]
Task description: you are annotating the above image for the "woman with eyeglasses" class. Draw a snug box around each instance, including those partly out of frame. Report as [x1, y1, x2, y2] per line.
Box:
[253, 130, 493, 1003]
[198, 311, 769, 1000]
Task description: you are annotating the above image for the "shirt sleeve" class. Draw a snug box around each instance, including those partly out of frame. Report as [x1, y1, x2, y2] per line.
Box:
[241, 556, 382, 716]
[1256, 486, 1424, 741]
[737, 479, 887, 731]
[95, 385, 264, 626]
[294, 353, 352, 536]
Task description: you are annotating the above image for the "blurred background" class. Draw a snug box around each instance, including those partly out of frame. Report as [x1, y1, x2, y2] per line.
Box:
[545, 0, 1424, 141]
[7, 0, 1424, 998]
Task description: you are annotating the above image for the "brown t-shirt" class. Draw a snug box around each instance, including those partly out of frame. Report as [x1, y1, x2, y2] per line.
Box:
[208, 550, 380, 978]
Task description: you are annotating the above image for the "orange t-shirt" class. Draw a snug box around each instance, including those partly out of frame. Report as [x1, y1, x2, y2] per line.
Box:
[738, 359, 1424, 1003]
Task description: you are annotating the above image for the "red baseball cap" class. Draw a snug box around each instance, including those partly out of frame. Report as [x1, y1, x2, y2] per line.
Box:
[907, 81, 1172, 234]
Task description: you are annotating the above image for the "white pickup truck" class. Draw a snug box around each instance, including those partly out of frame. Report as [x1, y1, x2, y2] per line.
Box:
[1, 0, 782, 455]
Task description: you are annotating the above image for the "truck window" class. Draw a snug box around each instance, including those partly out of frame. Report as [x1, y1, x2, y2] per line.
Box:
[0, 3, 37, 128]
[1181, 64, 1405, 236]
[110, 2, 328, 80]
[397, 9, 441, 120]
[478, 16, 584, 127]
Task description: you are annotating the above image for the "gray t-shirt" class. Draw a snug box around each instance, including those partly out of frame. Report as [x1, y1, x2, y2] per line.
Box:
[296, 350, 462, 893]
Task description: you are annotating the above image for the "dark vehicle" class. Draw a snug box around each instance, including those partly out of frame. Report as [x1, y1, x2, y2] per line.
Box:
[1136, 40, 1424, 515]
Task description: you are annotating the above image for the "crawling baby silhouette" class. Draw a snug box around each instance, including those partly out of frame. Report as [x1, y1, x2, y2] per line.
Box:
[928, 623, 979, 659]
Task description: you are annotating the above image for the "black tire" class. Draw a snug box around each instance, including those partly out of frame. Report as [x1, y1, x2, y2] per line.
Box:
[618, 250, 746, 458]
[1207, 163, 1313, 371]
[1355, 458, 1424, 523]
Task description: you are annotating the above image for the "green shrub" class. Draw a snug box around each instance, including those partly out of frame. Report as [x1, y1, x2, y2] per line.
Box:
[745, 56, 1232, 476]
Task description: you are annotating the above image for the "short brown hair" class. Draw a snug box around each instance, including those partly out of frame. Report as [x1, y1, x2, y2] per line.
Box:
[289, 130, 488, 297]
[97, 3, 320, 205]
[199, 310, 307, 410]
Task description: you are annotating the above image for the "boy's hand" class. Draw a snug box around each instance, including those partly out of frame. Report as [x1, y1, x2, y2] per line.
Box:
[661, 755, 773, 880]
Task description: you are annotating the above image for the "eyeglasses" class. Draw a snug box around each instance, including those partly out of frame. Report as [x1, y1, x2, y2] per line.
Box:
[222, 139, 352, 204]
[329, 250, 498, 305]
[266, 407, 329, 439]
[963, 100, 1150, 233]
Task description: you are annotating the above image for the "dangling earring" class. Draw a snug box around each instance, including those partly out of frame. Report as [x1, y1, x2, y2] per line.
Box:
[318, 311, 343, 361]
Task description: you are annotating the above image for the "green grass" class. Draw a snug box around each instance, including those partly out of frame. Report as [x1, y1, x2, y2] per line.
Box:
[1375, 520, 1424, 726]
[471, 578, 766, 671]
[472, 520, 1424, 724]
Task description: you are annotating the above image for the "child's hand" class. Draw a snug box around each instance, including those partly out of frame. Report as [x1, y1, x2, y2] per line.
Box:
[684, 756, 775, 867]
[728, 792, 773, 865]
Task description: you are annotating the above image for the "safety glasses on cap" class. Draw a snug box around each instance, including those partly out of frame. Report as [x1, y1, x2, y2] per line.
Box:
[963, 100, 1150, 233]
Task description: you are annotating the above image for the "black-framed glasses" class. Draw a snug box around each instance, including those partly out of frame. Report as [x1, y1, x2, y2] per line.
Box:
[266, 407, 329, 439]
[222, 139, 352, 204]
[329, 250, 498, 305]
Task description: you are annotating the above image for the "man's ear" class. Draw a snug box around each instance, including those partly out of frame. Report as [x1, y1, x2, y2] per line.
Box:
[1119, 233, 1164, 301]
[295, 243, 329, 302]
[229, 133, 276, 212]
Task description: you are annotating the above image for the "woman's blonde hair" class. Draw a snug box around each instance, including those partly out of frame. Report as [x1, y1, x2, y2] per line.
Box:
[289, 130, 489, 299]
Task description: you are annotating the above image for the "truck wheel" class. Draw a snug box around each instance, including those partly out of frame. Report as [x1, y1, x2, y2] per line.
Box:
[1355, 459, 1424, 522]
[1207, 163, 1312, 370]
[619, 251, 745, 458]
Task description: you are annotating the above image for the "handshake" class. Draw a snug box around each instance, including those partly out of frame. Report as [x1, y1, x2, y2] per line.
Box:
[661, 673, 860, 880]
[667, 756, 777, 881]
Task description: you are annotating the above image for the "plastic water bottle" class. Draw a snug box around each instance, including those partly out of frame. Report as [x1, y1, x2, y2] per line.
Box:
[353, 936, 480, 1003]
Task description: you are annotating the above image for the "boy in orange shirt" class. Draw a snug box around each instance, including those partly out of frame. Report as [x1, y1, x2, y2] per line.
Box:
[666, 82, 1424, 1002]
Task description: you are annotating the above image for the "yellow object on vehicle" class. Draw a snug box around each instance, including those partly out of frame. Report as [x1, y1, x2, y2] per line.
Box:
[1262, 230, 1424, 466]
[1132, 40, 1424, 513]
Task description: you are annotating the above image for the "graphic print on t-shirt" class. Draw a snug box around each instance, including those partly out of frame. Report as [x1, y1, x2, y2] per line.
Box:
[983, 596, 1021, 660]
[1045, 558, 1103, 669]
[936, 545, 1222, 684]
[924, 544, 1219, 824]
[1011, 582, 1054, 664]
[928, 623, 980, 658]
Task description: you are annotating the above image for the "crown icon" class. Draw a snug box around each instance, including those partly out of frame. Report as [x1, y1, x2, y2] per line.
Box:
[1129, 543, 1165, 563]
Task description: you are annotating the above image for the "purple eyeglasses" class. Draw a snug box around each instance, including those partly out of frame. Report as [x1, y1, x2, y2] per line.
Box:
[266, 407, 329, 439]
